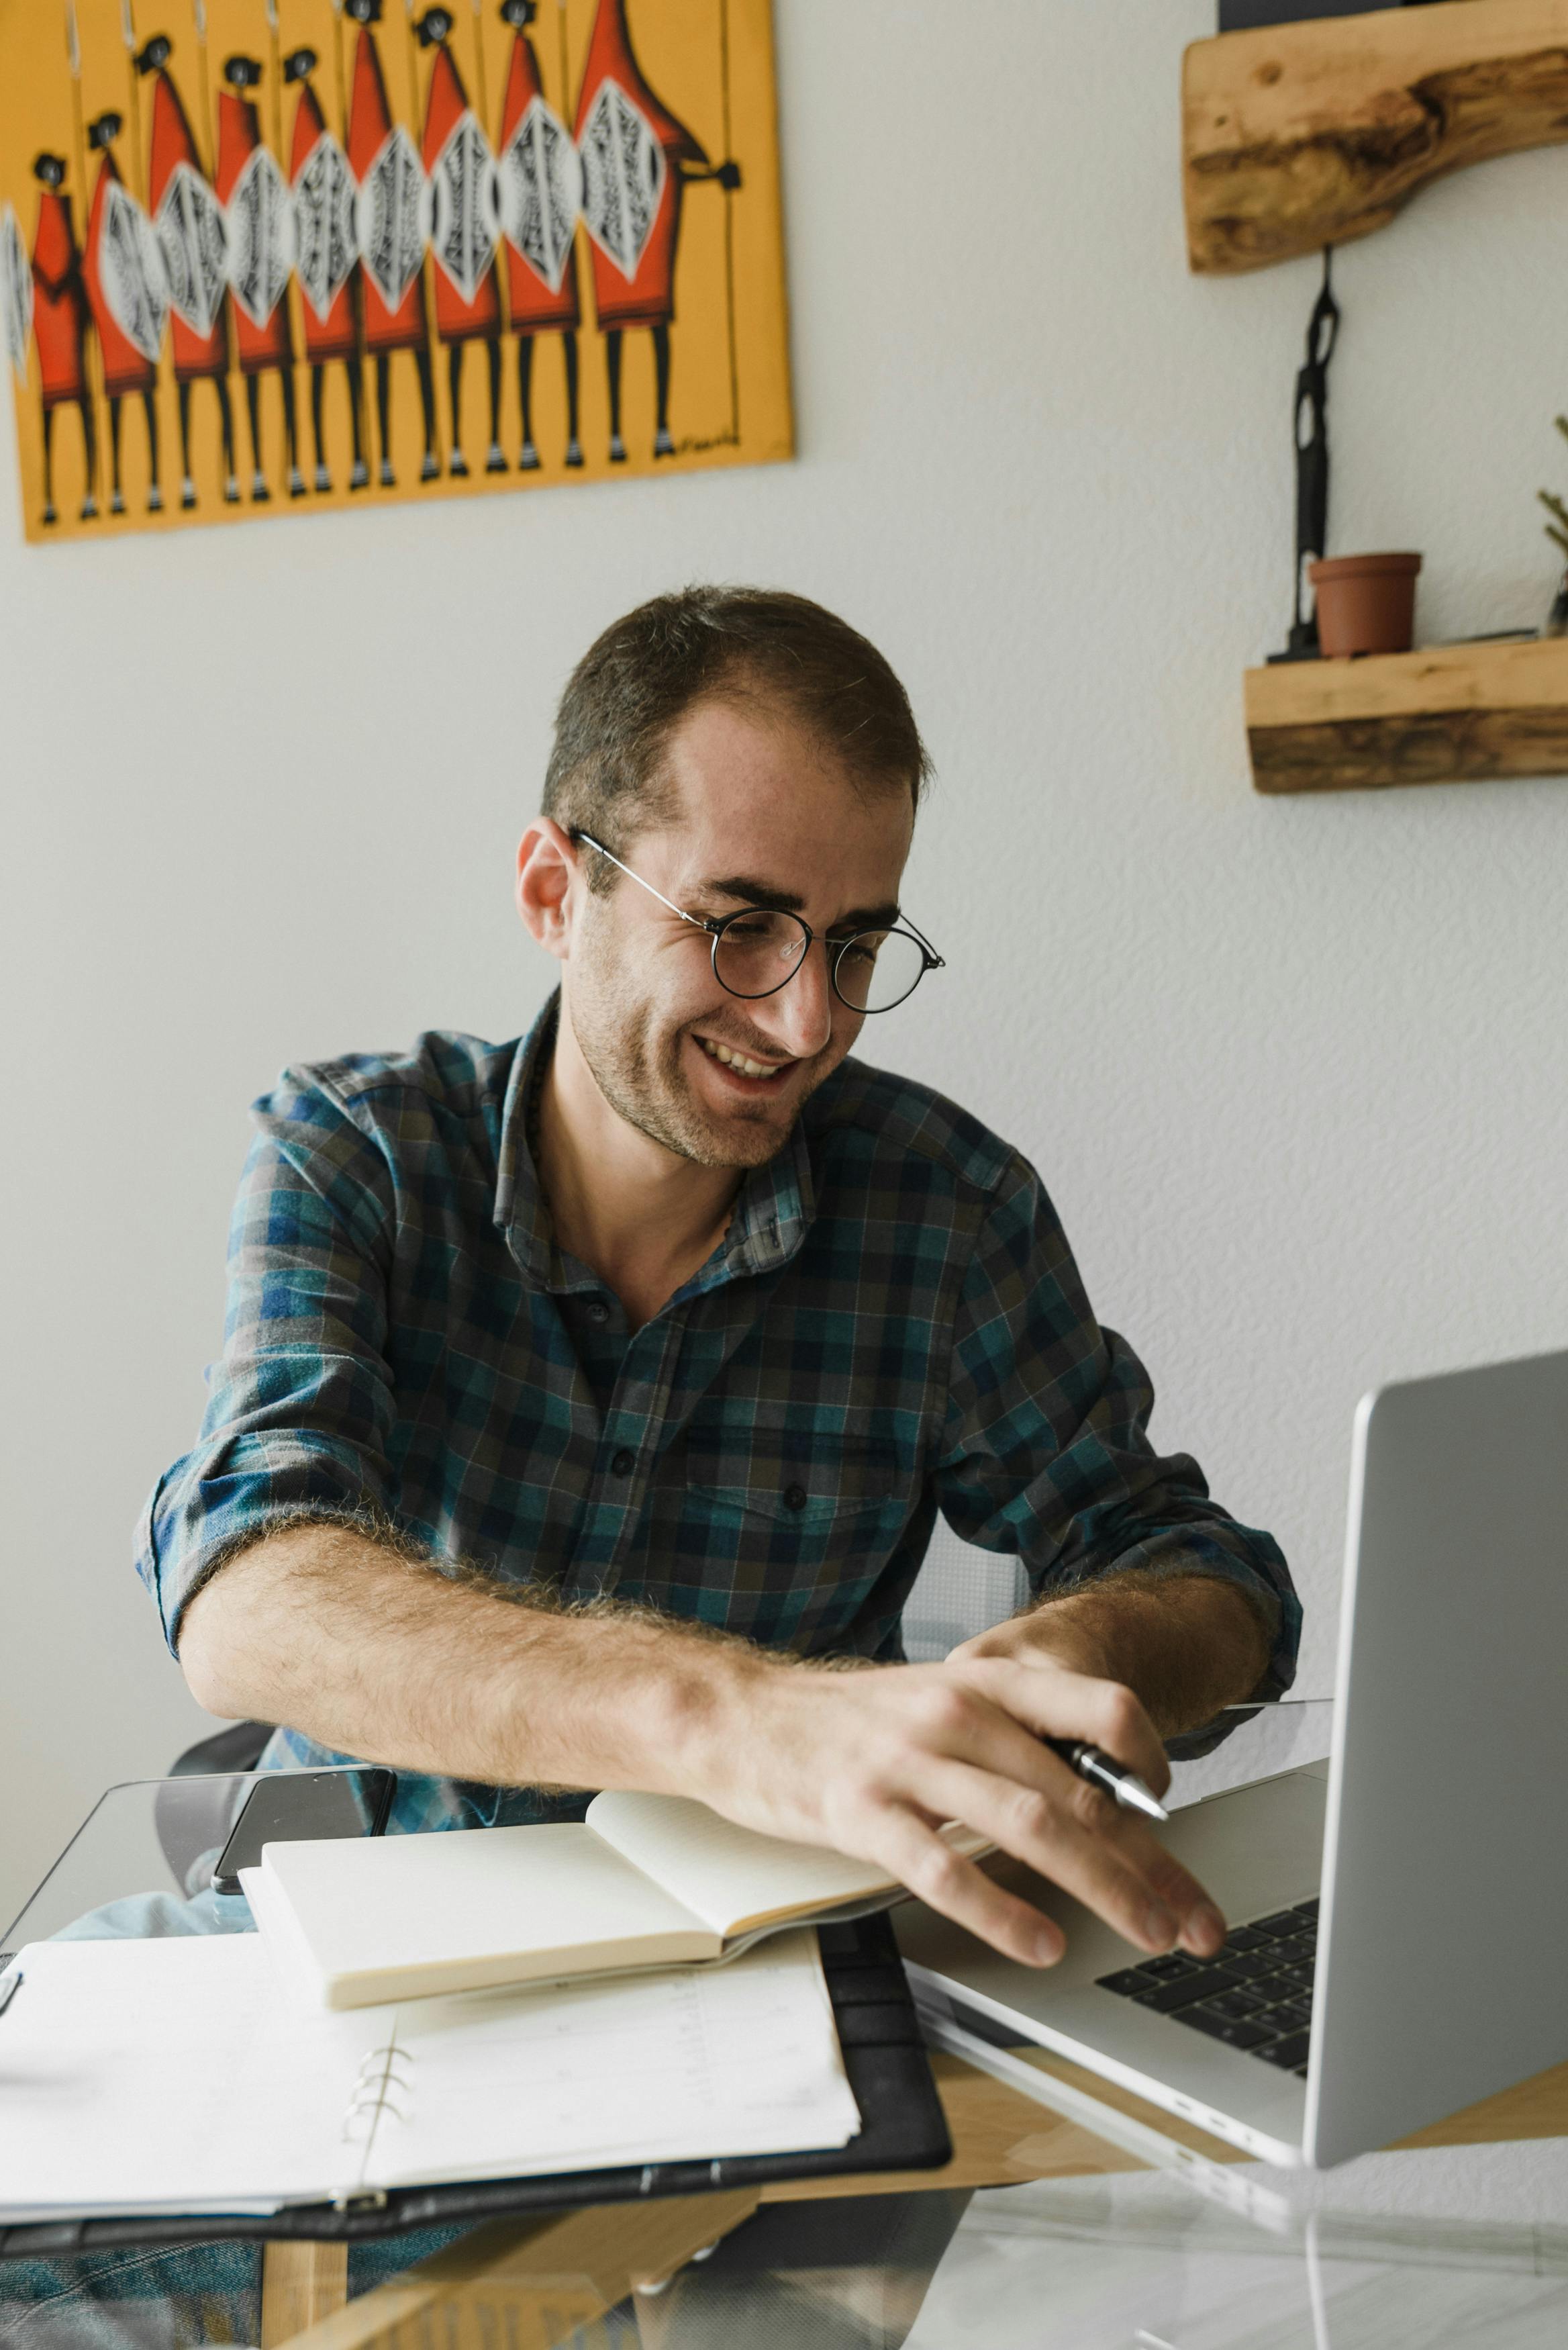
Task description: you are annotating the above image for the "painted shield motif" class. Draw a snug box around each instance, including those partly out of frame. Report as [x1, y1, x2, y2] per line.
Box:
[497, 95, 580, 295]
[293, 132, 357, 322]
[428, 112, 498, 305]
[1, 204, 31, 383]
[156, 160, 228, 336]
[354, 126, 428, 312]
[101, 179, 169, 361]
[226, 146, 295, 328]
[578, 77, 664, 281]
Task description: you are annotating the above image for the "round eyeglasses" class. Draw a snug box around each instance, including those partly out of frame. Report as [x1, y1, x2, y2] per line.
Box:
[571, 832, 945, 1014]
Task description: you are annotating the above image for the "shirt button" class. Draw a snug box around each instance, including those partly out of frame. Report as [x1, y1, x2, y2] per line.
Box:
[611, 1448, 636, 1476]
[587, 1299, 610, 1325]
[783, 1483, 808, 1512]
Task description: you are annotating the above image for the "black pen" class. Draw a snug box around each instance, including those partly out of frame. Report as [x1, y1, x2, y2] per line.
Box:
[1044, 1738, 1169, 1823]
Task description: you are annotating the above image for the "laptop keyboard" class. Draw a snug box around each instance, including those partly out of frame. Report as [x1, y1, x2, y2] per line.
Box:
[1095, 1896, 1318, 2077]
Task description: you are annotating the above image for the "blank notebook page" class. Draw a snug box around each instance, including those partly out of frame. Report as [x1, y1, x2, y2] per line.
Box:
[584, 1793, 903, 1936]
[258, 1822, 712, 1996]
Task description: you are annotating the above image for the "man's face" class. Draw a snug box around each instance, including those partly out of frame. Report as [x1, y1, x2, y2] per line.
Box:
[562, 696, 916, 1171]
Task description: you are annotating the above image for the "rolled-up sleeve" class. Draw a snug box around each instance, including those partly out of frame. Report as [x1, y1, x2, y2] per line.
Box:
[134, 1073, 400, 1653]
[931, 1156, 1300, 1700]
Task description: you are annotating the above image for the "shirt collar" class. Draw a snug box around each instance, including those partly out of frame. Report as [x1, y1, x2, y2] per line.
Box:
[493, 990, 817, 1292]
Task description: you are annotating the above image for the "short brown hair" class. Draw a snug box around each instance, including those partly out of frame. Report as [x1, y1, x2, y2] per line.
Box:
[543, 586, 932, 886]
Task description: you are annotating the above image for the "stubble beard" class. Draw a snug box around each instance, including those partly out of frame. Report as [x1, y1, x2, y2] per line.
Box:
[569, 948, 811, 1172]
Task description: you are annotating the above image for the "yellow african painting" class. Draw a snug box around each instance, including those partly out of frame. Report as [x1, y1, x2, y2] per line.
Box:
[0, 0, 791, 543]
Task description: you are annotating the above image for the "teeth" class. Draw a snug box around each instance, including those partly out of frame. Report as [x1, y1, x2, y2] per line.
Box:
[700, 1037, 785, 1080]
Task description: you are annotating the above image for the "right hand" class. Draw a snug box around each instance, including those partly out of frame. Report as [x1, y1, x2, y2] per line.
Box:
[679, 1651, 1227, 1971]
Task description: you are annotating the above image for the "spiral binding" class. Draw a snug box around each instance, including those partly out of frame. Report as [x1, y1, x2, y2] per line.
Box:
[340, 2040, 413, 2145]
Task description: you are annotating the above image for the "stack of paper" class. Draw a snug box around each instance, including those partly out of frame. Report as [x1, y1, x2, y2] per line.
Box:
[0, 1928, 859, 2222]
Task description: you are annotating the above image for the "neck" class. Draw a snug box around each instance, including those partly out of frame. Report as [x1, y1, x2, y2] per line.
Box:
[535, 1001, 742, 1329]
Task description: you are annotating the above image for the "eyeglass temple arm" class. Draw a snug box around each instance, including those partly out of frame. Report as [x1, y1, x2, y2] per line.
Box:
[899, 915, 946, 970]
[574, 830, 944, 967]
[571, 831, 718, 937]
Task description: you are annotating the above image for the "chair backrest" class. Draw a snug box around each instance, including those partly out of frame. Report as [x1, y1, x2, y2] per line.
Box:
[900, 1525, 1026, 1662]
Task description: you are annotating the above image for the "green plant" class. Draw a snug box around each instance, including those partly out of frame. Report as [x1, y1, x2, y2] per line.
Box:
[1537, 416, 1568, 557]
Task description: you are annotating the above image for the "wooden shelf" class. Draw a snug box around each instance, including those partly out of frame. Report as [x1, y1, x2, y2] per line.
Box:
[1184, 0, 1568, 275]
[1244, 634, 1568, 792]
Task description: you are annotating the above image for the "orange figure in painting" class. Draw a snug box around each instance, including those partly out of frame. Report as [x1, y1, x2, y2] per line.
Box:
[573, 0, 738, 461]
[82, 109, 165, 515]
[415, 7, 503, 479]
[28, 153, 98, 526]
[1, 0, 788, 540]
[217, 55, 303, 502]
[285, 44, 367, 494]
[136, 33, 237, 510]
[345, 0, 438, 487]
[496, 0, 581, 471]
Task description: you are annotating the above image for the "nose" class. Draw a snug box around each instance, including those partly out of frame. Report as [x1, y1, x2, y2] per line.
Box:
[748, 936, 836, 1060]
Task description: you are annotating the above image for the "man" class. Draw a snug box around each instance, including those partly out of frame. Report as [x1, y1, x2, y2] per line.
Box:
[148, 588, 1298, 1972]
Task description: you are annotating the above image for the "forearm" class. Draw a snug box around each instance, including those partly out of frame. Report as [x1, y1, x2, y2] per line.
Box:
[180, 1524, 1240, 1971]
[177, 1521, 761, 1792]
[967, 1571, 1272, 1740]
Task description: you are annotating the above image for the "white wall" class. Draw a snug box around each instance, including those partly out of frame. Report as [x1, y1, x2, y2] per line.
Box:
[4, 0, 1567, 1963]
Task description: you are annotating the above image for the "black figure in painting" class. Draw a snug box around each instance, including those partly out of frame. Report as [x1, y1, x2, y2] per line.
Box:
[497, 0, 584, 472]
[83, 110, 165, 517]
[1276, 247, 1340, 663]
[28, 153, 99, 526]
[218, 55, 306, 502]
[135, 33, 241, 512]
[284, 46, 370, 496]
[345, 0, 442, 488]
[573, 0, 741, 465]
[415, 5, 507, 479]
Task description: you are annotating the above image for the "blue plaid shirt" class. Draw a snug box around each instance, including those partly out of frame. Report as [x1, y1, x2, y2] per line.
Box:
[136, 998, 1299, 1832]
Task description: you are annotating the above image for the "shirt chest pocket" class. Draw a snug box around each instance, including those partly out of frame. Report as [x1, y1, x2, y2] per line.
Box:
[685, 1436, 901, 1530]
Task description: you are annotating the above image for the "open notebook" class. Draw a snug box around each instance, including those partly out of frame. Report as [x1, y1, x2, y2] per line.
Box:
[0, 1928, 858, 2222]
[246, 1791, 988, 2010]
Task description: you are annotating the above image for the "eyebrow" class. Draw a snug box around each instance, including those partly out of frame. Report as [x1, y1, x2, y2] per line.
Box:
[695, 874, 903, 932]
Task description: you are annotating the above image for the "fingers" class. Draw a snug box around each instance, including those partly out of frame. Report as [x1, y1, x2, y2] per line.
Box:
[954, 1653, 1172, 1798]
[908, 1749, 1220, 1959]
[866, 1804, 1067, 1969]
[846, 1672, 1223, 1952]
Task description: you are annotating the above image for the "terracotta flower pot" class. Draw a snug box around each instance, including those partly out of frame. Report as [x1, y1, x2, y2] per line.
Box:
[1307, 552, 1422, 658]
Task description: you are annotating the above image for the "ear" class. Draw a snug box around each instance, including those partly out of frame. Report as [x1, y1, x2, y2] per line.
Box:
[516, 818, 581, 963]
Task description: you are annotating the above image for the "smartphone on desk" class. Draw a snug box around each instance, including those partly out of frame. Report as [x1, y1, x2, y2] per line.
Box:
[211, 1767, 397, 1897]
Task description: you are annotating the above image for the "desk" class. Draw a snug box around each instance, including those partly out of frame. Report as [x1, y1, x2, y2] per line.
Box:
[7, 1778, 1567, 2350]
[249, 2047, 1568, 2349]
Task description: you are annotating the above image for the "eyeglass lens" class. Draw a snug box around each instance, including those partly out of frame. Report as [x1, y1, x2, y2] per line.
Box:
[712, 912, 926, 1013]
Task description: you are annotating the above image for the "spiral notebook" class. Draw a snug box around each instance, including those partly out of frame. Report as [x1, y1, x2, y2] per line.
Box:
[0, 1928, 859, 2224]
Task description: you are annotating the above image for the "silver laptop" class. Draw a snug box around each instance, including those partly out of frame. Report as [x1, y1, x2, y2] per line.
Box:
[897, 1347, 1568, 2167]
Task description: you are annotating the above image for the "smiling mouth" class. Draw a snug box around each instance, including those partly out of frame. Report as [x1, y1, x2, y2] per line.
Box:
[695, 1035, 796, 1084]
